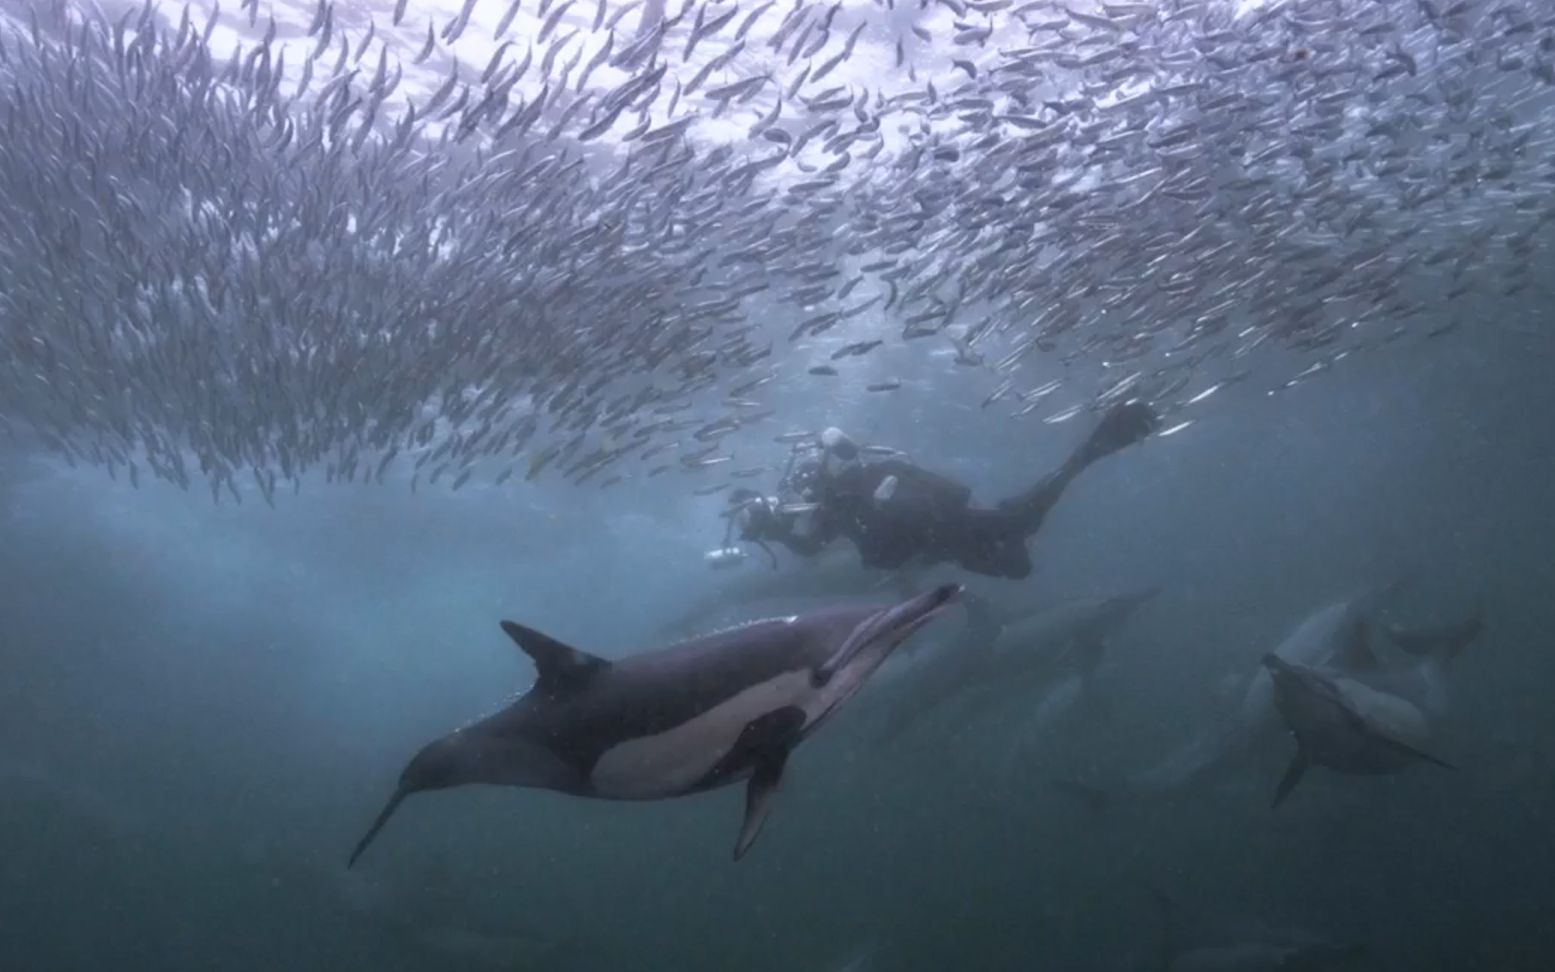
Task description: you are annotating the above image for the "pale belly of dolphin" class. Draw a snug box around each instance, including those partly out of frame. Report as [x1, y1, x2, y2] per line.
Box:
[588, 670, 817, 799]
[1323, 675, 1432, 773]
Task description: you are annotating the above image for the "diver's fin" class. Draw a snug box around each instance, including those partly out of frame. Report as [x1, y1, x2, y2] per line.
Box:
[1080, 400, 1159, 461]
[1385, 605, 1486, 666]
[1271, 750, 1309, 809]
[500, 621, 611, 695]
[733, 745, 792, 861]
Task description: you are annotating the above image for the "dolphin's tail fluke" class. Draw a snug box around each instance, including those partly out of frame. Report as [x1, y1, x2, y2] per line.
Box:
[348, 786, 409, 869]
[1385, 604, 1486, 667]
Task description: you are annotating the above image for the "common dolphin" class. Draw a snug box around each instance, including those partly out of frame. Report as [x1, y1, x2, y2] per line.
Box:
[1126, 588, 1404, 793]
[1263, 654, 1452, 808]
[1358, 604, 1486, 719]
[869, 587, 1159, 744]
[1228, 596, 1482, 743]
[1224, 595, 1383, 745]
[349, 584, 961, 866]
[1090, 588, 1478, 800]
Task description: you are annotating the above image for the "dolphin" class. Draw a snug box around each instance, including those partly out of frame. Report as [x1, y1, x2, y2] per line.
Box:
[348, 584, 961, 866]
[1226, 594, 1482, 744]
[868, 587, 1159, 744]
[1263, 654, 1452, 808]
[1358, 603, 1486, 719]
[1223, 595, 1383, 744]
[1088, 593, 1478, 804]
[1125, 588, 1400, 793]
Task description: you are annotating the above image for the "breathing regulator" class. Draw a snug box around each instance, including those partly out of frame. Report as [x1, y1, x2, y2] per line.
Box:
[702, 429, 834, 570]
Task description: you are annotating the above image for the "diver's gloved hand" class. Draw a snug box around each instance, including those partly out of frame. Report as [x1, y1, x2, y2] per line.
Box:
[1082, 400, 1160, 461]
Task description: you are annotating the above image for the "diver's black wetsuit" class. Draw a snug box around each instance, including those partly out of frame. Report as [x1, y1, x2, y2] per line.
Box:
[740, 401, 1158, 580]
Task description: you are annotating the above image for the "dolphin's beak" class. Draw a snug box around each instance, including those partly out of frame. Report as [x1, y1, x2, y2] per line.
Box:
[347, 786, 409, 869]
[892, 582, 963, 635]
[812, 583, 961, 687]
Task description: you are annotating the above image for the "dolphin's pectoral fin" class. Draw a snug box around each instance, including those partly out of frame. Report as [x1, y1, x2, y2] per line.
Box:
[1271, 750, 1309, 809]
[725, 707, 805, 861]
[734, 746, 791, 861]
[500, 621, 611, 695]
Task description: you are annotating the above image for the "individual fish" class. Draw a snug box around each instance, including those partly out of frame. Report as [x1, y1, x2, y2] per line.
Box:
[830, 340, 882, 360]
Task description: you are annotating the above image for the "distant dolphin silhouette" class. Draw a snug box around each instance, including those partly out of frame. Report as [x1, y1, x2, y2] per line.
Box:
[1263, 654, 1452, 808]
[868, 587, 1159, 744]
[349, 584, 961, 866]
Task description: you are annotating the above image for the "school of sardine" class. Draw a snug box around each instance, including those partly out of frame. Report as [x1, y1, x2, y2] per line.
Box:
[1, 0, 1551, 502]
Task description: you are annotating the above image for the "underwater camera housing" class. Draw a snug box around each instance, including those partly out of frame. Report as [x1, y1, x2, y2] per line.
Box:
[704, 546, 749, 569]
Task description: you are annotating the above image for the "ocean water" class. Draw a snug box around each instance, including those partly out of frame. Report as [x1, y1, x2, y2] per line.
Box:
[4, 319, 1552, 972]
[3, 1, 1554, 970]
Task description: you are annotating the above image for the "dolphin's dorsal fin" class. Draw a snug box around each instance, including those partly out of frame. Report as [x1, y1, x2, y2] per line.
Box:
[500, 621, 611, 695]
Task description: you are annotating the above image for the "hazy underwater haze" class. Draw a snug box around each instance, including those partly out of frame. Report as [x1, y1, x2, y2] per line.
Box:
[1, 0, 1553, 970]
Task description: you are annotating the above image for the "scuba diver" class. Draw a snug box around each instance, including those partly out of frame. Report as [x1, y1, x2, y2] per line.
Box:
[714, 400, 1159, 580]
